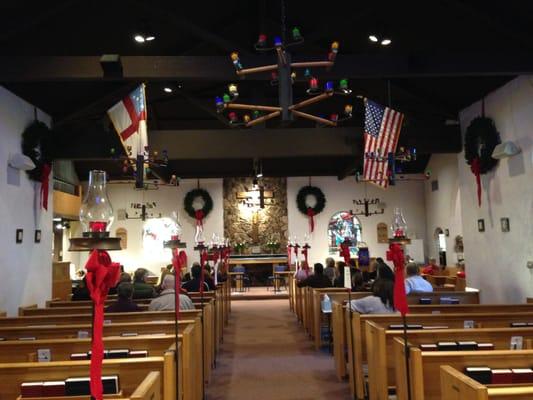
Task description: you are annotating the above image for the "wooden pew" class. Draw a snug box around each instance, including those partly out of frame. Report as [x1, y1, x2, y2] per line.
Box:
[131, 371, 163, 400]
[440, 365, 533, 400]
[346, 310, 533, 400]
[394, 339, 533, 400]
[366, 323, 533, 400]
[0, 357, 171, 400]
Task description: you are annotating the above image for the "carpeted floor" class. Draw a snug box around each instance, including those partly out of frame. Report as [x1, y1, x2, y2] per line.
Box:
[206, 299, 352, 400]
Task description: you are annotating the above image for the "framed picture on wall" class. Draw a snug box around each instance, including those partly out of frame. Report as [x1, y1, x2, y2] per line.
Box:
[34, 230, 42, 243]
[477, 219, 485, 232]
[501, 218, 510, 232]
[16, 229, 23, 243]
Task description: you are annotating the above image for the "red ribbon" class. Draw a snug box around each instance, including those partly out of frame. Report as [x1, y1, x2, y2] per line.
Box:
[306, 208, 315, 233]
[195, 210, 205, 227]
[84, 250, 120, 400]
[172, 249, 187, 319]
[287, 245, 292, 266]
[302, 246, 309, 265]
[340, 242, 351, 265]
[386, 243, 409, 316]
[470, 158, 482, 207]
[40, 163, 51, 211]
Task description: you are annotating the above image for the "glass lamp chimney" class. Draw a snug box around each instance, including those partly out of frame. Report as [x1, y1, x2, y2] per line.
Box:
[79, 170, 114, 234]
[391, 207, 408, 238]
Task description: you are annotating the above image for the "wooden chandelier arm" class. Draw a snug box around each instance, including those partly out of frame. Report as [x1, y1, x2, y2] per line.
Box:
[245, 111, 281, 127]
[291, 110, 337, 127]
[290, 61, 334, 69]
[236, 64, 278, 76]
[289, 92, 333, 111]
[225, 103, 282, 112]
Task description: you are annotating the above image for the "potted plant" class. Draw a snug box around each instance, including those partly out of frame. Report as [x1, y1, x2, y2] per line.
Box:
[266, 239, 280, 254]
[234, 242, 246, 255]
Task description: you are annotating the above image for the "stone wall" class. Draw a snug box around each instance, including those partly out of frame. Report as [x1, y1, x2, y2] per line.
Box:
[223, 177, 288, 251]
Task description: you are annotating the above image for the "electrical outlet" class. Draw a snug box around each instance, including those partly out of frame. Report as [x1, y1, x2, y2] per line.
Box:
[527, 261, 533, 270]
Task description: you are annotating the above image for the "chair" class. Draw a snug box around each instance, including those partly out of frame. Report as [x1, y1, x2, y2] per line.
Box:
[232, 265, 250, 292]
[268, 265, 288, 292]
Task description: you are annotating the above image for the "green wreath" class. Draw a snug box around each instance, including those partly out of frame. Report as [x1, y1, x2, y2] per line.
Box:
[464, 116, 500, 174]
[184, 188, 213, 220]
[21, 120, 54, 181]
[296, 186, 326, 216]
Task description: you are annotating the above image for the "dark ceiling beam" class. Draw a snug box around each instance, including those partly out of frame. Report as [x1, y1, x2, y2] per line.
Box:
[0, 54, 526, 82]
[173, 88, 232, 128]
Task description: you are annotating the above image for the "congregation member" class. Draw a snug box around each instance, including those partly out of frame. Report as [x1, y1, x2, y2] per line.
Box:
[333, 261, 347, 287]
[149, 275, 195, 311]
[349, 279, 396, 314]
[72, 277, 91, 301]
[182, 263, 216, 292]
[297, 263, 332, 288]
[295, 260, 312, 281]
[109, 272, 132, 295]
[351, 269, 365, 292]
[216, 261, 228, 282]
[422, 258, 443, 275]
[404, 262, 433, 294]
[132, 268, 156, 299]
[376, 259, 395, 281]
[106, 283, 141, 313]
[324, 257, 337, 284]
[361, 259, 378, 283]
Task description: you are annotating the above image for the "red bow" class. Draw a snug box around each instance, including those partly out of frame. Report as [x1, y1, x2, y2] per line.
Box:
[172, 250, 187, 318]
[213, 249, 220, 264]
[340, 242, 351, 264]
[195, 210, 205, 227]
[40, 163, 51, 210]
[470, 158, 482, 207]
[306, 207, 315, 233]
[387, 243, 409, 316]
[85, 250, 120, 400]
[302, 246, 309, 265]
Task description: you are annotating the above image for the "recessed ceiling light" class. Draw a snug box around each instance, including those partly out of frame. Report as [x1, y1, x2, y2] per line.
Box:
[369, 35, 378, 42]
[134, 34, 145, 43]
[381, 38, 392, 46]
[163, 87, 173, 93]
[145, 35, 155, 41]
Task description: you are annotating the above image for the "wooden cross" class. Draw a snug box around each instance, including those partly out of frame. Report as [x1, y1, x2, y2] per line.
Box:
[237, 186, 275, 243]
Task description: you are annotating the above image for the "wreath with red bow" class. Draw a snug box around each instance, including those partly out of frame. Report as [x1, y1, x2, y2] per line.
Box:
[296, 186, 326, 233]
[464, 116, 500, 206]
[184, 188, 213, 226]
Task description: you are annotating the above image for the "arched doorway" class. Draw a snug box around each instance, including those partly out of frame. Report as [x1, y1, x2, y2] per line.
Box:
[434, 227, 447, 266]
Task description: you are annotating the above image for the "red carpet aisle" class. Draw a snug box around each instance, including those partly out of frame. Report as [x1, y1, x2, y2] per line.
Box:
[206, 299, 351, 400]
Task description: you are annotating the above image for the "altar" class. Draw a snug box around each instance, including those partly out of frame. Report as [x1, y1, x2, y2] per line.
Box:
[229, 254, 288, 286]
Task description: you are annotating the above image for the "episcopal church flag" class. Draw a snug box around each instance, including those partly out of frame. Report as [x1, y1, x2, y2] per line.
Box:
[107, 84, 148, 156]
[363, 99, 404, 188]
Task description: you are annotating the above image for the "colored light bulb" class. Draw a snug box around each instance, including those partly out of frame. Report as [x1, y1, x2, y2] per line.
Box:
[292, 27, 302, 40]
[223, 93, 231, 103]
[252, 110, 261, 119]
[271, 71, 278, 80]
[328, 51, 335, 61]
[215, 96, 223, 106]
[258, 33, 267, 45]
[339, 79, 348, 89]
[325, 81, 334, 92]
[330, 114, 339, 122]
[291, 71, 296, 80]
[309, 77, 318, 89]
[244, 114, 251, 123]
[274, 36, 282, 46]
[344, 104, 353, 115]
[230, 52, 239, 61]
[228, 83, 238, 96]
[110, 148, 115, 155]
[304, 68, 311, 77]
[228, 112, 238, 122]
[331, 41, 339, 52]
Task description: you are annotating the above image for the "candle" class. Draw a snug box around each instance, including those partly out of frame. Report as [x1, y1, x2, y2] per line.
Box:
[228, 83, 238, 96]
[339, 78, 348, 89]
[330, 114, 338, 122]
[304, 68, 311, 77]
[223, 93, 231, 103]
[271, 71, 278, 81]
[257, 33, 267, 46]
[292, 27, 302, 40]
[331, 41, 339, 53]
[243, 114, 251, 123]
[215, 96, 223, 107]
[325, 81, 334, 92]
[274, 36, 282, 47]
[228, 112, 238, 122]
[309, 77, 318, 89]
[344, 104, 353, 115]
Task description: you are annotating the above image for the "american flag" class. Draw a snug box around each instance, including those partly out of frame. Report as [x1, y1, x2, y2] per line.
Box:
[363, 99, 404, 188]
[107, 84, 148, 156]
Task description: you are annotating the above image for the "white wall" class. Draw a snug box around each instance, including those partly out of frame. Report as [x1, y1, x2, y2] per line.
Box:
[287, 176, 427, 266]
[0, 86, 53, 316]
[424, 154, 463, 264]
[459, 76, 533, 303]
[77, 179, 223, 275]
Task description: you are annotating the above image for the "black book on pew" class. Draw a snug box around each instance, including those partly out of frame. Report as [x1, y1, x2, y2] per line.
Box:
[419, 298, 432, 305]
[43, 381, 66, 397]
[70, 352, 89, 360]
[437, 341, 459, 351]
[477, 343, 494, 350]
[65, 375, 119, 396]
[419, 344, 438, 351]
[107, 349, 129, 359]
[20, 382, 44, 397]
[457, 341, 478, 350]
[129, 350, 148, 358]
[465, 367, 492, 384]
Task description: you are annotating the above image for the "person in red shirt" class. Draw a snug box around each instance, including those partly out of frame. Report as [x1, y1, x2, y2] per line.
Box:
[422, 258, 441, 275]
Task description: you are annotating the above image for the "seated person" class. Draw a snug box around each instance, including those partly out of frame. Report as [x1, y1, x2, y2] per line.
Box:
[216, 261, 228, 282]
[422, 258, 442, 275]
[132, 268, 156, 299]
[361, 260, 378, 283]
[404, 262, 433, 294]
[109, 272, 132, 295]
[324, 257, 337, 284]
[182, 263, 216, 292]
[72, 277, 91, 301]
[349, 278, 396, 314]
[295, 261, 311, 282]
[376, 261, 395, 281]
[149, 275, 195, 311]
[155, 265, 174, 294]
[333, 261, 347, 287]
[351, 269, 366, 292]
[297, 263, 332, 288]
[106, 283, 141, 313]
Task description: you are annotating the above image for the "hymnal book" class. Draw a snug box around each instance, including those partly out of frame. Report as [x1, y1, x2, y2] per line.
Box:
[422, 325, 449, 330]
[102, 375, 119, 394]
[437, 341, 459, 351]
[419, 298, 432, 305]
[511, 368, 533, 384]
[419, 344, 438, 351]
[18, 337, 36, 341]
[21, 382, 44, 397]
[477, 343, 494, 350]
[491, 369, 513, 384]
[510, 322, 528, 327]
[457, 341, 478, 351]
[43, 381, 66, 397]
[107, 349, 129, 359]
[65, 375, 119, 395]
[129, 350, 148, 358]
[70, 352, 89, 360]
[465, 367, 492, 384]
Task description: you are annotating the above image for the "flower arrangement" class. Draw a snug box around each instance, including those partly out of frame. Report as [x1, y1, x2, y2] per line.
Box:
[233, 242, 246, 254]
[266, 239, 280, 253]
